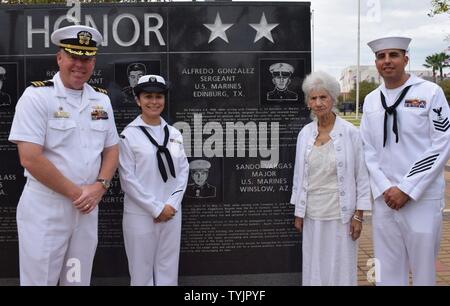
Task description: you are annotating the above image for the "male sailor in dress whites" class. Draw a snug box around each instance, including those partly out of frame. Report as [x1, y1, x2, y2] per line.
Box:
[8, 25, 119, 286]
[360, 36, 450, 285]
[0, 66, 11, 106]
[185, 159, 216, 198]
[267, 63, 298, 102]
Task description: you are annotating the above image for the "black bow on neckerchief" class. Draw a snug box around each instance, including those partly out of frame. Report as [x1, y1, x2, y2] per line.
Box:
[380, 85, 412, 147]
[139, 125, 176, 182]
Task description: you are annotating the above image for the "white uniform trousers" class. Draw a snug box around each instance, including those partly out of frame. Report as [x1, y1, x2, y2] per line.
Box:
[302, 218, 357, 286]
[372, 197, 443, 286]
[123, 211, 182, 286]
[16, 179, 98, 286]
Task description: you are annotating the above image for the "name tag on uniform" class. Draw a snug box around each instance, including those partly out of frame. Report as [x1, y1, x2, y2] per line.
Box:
[91, 105, 109, 120]
[54, 107, 70, 118]
[404, 99, 426, 108]
[170, 138, 182, 144]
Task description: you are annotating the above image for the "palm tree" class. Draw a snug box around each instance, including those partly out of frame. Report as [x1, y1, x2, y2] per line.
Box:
[424, 52, 450, 82]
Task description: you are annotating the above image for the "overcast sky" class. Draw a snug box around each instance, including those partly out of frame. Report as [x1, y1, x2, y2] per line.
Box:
[309, 0, 450, 79]
[233, 0, 450, 80]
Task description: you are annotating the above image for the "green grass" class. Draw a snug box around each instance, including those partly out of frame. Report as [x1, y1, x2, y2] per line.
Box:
[339, 113, 361, 127]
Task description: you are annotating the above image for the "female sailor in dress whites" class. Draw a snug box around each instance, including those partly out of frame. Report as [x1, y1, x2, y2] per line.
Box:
[119, 75, 189, 285]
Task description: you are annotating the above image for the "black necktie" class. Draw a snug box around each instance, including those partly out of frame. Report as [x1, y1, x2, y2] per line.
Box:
[139, 125, 176, 182]
[380, 85, 412, 147]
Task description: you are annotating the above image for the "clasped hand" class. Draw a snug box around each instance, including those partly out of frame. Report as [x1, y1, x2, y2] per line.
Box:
[383, 186, 410, 210]
[73, 183, 105, 214]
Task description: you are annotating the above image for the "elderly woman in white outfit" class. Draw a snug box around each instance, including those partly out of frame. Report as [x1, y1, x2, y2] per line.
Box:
[119, 75, 189, 286]
[290, 71, 371, 286]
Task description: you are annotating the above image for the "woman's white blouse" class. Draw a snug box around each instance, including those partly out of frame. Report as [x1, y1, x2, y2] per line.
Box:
[306, 141, 341, 220]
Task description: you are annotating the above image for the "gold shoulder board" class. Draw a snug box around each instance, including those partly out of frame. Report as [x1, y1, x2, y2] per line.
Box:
[30, 80, 54, 87]
[93, 86, 108, 95]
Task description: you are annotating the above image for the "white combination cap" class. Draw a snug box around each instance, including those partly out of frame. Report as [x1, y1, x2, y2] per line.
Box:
[269, 63, 294, 74]
[367, 36, 411, 53]
[133, 74, 169, 95]
[51, 25, 103, 57]
[189, 159, 211, 170]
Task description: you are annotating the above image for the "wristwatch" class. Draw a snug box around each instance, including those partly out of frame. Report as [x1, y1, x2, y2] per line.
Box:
[96, 178, 111, 190]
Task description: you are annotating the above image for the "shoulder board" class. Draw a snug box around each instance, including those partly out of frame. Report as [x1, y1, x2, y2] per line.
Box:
[92, 86, 108, 95]
[30, 80, 54, 87]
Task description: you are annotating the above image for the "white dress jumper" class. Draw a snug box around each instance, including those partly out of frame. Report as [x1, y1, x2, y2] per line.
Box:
[119, 116, 189, 286]
[360, 75, 450, 285]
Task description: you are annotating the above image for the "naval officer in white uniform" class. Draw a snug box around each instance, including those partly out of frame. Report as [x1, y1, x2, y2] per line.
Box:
[8, 25, 119, 285]
[119, 74, 189, 286]
[360, 36, 450, 285]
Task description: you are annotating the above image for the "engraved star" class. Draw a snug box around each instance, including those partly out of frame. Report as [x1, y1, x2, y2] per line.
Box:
[249, 13, 279, 43]
[203, 12, 234, 44]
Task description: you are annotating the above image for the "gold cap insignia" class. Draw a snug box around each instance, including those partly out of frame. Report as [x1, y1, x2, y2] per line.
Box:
[78, 31, 92, 46]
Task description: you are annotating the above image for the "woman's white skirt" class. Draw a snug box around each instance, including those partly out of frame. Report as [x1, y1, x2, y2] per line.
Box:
[302, 217, 357, 286]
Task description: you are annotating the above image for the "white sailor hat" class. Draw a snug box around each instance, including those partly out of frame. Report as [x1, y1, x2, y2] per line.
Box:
[367, 36, 411, 54]
[127, 63, 147, 75]
[133, 74, 169, 96]
[51, 25, 103, 57]
[269, 63, 294, 74]
[189, 159, 211, 171]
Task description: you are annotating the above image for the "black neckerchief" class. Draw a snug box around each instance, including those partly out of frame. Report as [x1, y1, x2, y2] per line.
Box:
[139, 125, 176, 182]
[380, 85, 412, 147]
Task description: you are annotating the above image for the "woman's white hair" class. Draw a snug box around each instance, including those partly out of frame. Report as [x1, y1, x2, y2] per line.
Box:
[301, 71, 341, 106]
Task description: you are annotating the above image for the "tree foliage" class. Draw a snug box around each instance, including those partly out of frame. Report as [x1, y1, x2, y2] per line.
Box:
[429, 0, 450, 16]
[423, 52, 450, 82]
[349, 81, 378, 109]
[439, 79, 450, 102]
